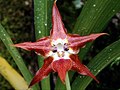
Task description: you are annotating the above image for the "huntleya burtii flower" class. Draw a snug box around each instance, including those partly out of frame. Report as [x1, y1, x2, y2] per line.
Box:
[14, 1, 107, 87]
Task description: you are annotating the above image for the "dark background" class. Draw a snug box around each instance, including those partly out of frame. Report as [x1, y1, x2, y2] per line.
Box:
[0, 0, 120, 89]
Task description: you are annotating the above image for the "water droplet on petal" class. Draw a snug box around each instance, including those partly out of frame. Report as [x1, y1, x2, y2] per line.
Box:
[39, 31, 41, 34]
[98, 70, 101, 72]
[45, 23, 47, 26]
[93, 4, 96, 7]
[113, 9, 115, 12]
[109, 49, 112, 51]
[116, 57, 120, 60]
[25, 1, 29, 5]
[79, 76, 82, 78]
[36, 17, 39, 19]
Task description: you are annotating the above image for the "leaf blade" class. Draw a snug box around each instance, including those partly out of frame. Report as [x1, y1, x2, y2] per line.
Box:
[34, 0, 53, 90]
[73, 0, 120, 59]
[0, 24, 39, 90]
[71, 0, 120, 89]
[72, 39, 120, 90]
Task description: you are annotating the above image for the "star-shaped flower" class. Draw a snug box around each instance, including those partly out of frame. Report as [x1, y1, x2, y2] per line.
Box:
[14, 1, 106, 87]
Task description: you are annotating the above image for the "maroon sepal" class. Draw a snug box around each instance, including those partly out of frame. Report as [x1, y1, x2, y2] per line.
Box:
[68, 33, 107, 50]
[28, 57, 53, 88]
[50, 1, 67, 40]
[52, 59, 72, 83]
[13, 37, 51, 56]
[70, 54, 99, 83]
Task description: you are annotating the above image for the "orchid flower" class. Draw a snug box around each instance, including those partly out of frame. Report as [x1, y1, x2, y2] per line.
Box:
[14, 1, 106, 87]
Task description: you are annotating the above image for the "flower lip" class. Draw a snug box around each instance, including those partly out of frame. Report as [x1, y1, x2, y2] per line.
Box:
[52, 59, 72, 83]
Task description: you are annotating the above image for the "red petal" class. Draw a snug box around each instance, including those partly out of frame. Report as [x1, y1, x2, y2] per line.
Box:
[68, 33, 107, 49]
[52, 59, 72, 83]
[13, 37, 51, 56]
[70, 54, 99, 83]
[50, 1, 67, 40]
[29, 57, 53, 88]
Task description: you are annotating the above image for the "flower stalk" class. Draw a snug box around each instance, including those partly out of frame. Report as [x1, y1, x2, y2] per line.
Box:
[65, 72, 71, 90]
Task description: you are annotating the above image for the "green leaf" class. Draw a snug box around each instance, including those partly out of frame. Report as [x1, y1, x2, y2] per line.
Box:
[65, 72, 71, 90]
[73, 0, 120, 60]
[72, 40, 120, 90]
[34, 0, 53, 39]
[0, 24, 39, 90]
[73, 0, 120, 34]
[56, 0, 120, 89]
[34, 0, 53, 90]
[71, 0, 120, 89]
[55, 77, 66, 90]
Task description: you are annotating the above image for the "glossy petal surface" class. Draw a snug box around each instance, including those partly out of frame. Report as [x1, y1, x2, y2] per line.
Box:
[13, 37, 51, 56]
[70, 54, 99, 83]
[52, 59, 72, 83]
[51, 2, 67, 40]
[29, 57, 53, 87]
[68, 33, 107, 51]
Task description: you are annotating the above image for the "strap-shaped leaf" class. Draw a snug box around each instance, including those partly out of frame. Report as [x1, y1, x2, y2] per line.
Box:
[34, 0, 53, 39]
[71, 0, 120, 89]
[34, 0, 53, 90]
[72, 39, 120, 90]
[73, 0, 120, 34]
[73, 0, 120, 59]
[0, 24, 39, 90]
[55, 0, 120, 89]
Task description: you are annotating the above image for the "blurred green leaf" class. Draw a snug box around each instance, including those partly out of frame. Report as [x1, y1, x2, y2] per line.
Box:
[55, 77, 66, 90]
[73, 0, 120, 60]
[72, 39, 120, 90]
[0, 24, 39, 90]
[55, 71, 74, 90]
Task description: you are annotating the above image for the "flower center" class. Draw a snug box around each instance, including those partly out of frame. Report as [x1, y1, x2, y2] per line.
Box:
[49, 39, 70, 60]
[52, 43, 69, 53]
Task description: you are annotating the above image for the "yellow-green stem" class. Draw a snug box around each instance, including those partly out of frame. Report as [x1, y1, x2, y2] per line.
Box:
[0, 56, 30, 90]
[65, 72, 71, 90]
